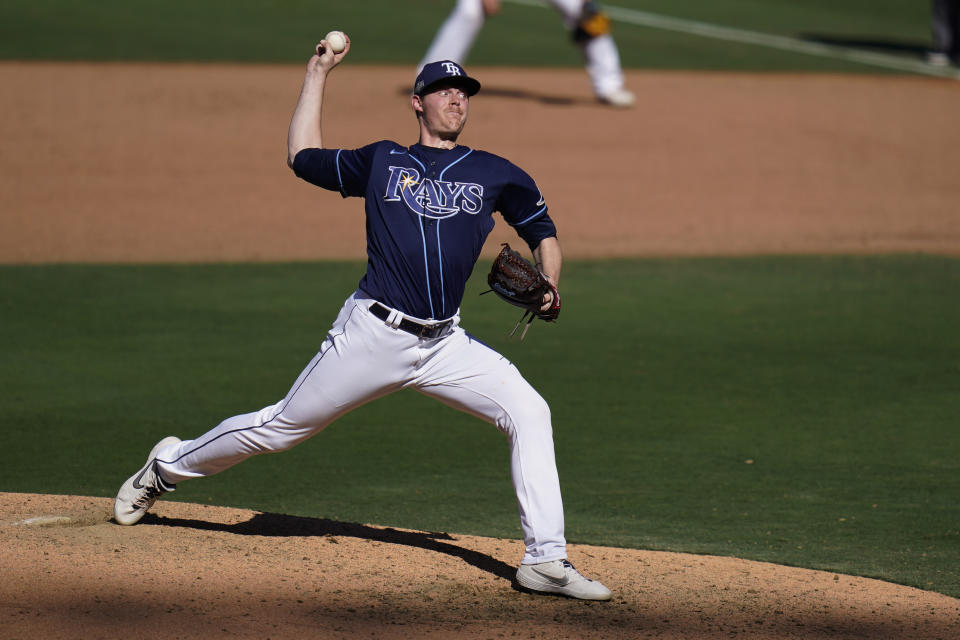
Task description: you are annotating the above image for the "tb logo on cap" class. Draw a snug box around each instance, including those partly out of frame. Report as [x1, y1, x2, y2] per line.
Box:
[414, 60, 480, 96]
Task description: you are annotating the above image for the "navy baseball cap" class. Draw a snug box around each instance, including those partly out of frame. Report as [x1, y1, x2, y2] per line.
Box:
[414, 60, 481, 97]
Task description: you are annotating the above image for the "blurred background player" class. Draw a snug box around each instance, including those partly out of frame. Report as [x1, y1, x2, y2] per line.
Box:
[929, 0, 960, 67]
[420, 0, 636, 107]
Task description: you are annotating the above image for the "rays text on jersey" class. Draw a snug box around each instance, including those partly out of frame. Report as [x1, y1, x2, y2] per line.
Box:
[384, 165, 484, 219]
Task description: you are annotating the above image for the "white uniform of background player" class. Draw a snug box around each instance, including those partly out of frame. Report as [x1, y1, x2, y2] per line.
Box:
[420, 0, 636, 107]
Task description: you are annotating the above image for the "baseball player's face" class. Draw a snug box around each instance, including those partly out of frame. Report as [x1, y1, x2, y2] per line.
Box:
[416, 84, 470, 139]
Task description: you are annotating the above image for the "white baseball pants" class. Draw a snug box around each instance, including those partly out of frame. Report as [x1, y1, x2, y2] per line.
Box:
[419, 0, 627, 97]
[154, 291, 567, 565]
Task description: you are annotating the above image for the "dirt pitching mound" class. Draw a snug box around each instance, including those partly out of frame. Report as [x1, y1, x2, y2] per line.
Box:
[2, 493, 958, 639]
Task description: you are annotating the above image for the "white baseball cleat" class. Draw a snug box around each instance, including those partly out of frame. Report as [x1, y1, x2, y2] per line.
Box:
[597, 87, 636, 108]
[927, 52, 952, 67]
[114, 436, 181, 525]
[516, 559, 613, 600]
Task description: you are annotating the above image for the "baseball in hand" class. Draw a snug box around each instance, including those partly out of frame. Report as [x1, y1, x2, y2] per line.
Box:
[324, 30, 347, 54]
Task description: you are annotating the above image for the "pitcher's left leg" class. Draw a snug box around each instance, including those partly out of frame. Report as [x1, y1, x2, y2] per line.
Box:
[413, 329, 566, 564]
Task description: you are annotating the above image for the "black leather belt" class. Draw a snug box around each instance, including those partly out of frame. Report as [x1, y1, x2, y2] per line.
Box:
[369, 302, 453, 339]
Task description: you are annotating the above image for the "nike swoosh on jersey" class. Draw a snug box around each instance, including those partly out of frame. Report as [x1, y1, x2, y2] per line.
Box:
[389, 149, 407, 155]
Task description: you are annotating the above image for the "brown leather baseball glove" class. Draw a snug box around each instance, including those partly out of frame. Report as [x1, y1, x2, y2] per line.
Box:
[485, 243, 561, 338]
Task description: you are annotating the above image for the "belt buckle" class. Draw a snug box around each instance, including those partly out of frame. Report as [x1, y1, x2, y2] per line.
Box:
[418, 320, 448, 339]
[418, 322, 437, 339]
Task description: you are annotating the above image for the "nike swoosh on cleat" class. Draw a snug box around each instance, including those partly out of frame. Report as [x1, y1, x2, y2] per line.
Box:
[532, 565, 570, 585]
[131, 463, 151, 490]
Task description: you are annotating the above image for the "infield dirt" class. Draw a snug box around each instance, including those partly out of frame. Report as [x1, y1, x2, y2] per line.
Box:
[2, 63, 959, 263]
[1, 63, 959, 638]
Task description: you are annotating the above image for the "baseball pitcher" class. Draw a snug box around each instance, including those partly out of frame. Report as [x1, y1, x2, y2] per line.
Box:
[114, 35, 612, 601]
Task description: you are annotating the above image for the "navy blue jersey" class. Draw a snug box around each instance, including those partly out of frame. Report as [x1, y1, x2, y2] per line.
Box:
[293, 141, 557, 320]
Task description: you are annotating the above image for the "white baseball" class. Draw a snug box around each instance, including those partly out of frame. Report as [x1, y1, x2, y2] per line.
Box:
[324, 30, 346, 54]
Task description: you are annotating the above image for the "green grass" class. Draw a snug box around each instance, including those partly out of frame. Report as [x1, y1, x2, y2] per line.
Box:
[0, 0, 937, 72]
[1, 256, 958, 597]
[627, 0, 929, 36]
